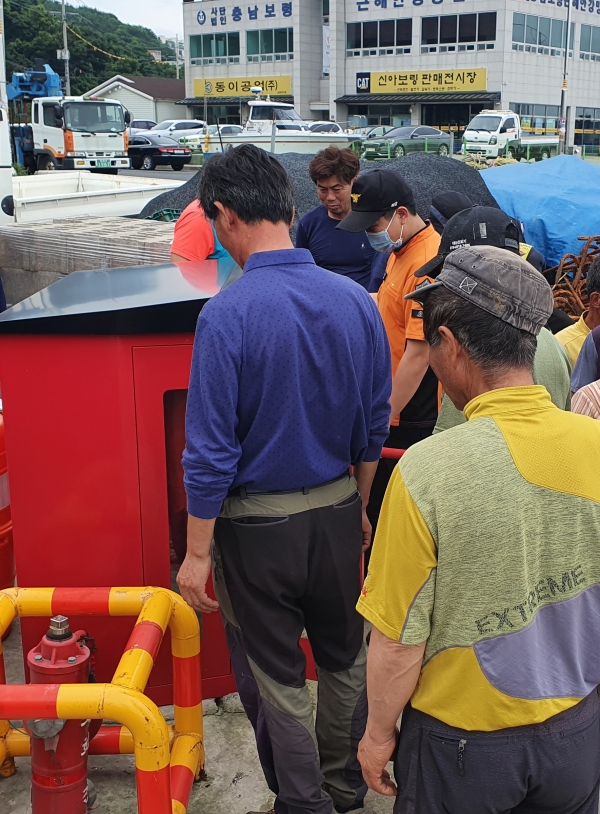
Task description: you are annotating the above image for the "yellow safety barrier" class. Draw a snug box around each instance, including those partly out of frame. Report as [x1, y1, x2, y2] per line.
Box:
[0, 587, 204, 814]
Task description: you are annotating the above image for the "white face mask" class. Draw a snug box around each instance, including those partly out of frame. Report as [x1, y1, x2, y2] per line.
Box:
[367, 213, 404, 253]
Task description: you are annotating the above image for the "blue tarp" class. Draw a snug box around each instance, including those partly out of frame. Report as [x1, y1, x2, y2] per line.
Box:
[480, 155, 600, 267]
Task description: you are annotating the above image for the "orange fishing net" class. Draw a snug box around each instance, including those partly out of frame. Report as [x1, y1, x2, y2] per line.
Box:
[546, 236, 600, 319]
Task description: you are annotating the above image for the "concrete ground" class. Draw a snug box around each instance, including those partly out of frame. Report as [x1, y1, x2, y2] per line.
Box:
[1, 622, 395, 814]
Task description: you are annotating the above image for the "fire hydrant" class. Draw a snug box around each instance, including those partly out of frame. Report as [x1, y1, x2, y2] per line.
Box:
[26, 615, 92, 813]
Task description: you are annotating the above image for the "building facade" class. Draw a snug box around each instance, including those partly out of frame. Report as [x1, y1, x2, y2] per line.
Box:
[160, 36, 186, 67]
[182, 0, 599, 149]
[87, 76, 187, 123]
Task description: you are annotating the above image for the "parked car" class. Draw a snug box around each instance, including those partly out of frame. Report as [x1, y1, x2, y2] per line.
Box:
[176, 124, 244, 149]
[363, 125, 451, 158]
[207, 124, 244, 136]
[151, 120, 206, 140]
[128, 133, 192, 171]
[365, 125, 392, 140]
[128, 119, 157, 136]
[308, 122, 344, 134]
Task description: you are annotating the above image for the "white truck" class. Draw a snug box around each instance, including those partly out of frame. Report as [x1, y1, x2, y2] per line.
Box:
[22, 96, 131, 173]
[463, 110, 559, 161]
[0, 105, 181, 225]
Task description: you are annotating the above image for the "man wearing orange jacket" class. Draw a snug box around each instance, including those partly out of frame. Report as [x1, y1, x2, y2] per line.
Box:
[338, 170, 440, 534]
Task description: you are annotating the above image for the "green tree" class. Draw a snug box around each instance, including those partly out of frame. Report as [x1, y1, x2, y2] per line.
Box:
[5, 0, 177, 97]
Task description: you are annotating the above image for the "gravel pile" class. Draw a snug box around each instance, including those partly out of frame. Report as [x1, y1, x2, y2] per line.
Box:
[139, 171, 202, 220]
[365, 153, 499, 218]
[139, 152, 499, 231]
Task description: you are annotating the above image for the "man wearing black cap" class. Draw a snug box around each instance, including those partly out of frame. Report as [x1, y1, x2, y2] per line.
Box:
[338, 170, 441, 537]
[356, 244, 600, 814]
[424, 206, 572, 432]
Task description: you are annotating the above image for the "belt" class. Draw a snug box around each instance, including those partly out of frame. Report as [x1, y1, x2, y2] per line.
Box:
[227, 471, 350, 500]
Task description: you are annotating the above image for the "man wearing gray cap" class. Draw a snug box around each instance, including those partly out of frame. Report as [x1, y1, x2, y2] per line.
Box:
[356, 245, 600, 813]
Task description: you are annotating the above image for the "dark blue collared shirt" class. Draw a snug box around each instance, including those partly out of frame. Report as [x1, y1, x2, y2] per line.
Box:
[183, 248, 391, 519]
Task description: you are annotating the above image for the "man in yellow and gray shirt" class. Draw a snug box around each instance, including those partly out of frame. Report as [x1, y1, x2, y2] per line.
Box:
[357, 245, 600, 813]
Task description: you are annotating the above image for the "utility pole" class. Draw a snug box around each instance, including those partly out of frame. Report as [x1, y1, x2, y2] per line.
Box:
[175, 34, 180, 79]
[559, 0, 572, 154]
[62, 0, 71, 96]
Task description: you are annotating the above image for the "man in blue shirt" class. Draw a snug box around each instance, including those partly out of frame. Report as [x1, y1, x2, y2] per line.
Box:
[177, 144, 391, 814]
[296, 147, 378, 289]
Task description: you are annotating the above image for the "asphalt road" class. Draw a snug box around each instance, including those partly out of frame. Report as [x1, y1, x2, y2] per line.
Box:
[120, 166, 199, 181]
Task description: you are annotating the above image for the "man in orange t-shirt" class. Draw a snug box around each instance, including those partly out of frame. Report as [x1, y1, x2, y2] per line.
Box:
[170, 200, 216, 263]
[338, 170, 441, 535]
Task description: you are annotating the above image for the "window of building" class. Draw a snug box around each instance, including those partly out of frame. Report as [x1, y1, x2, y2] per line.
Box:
[440, 16, 457, 44]
[580, 24, 600, 60]
[363, 21, 378, 48]
[397, 20, 412, 47]
[512, 13, 573, 56]
[422, 17, 439, 46]
[421, 12, 495, 53]
[347, 103, 411, 127]
[347, 22, 361, 50]
[380, 19, 395, 47]
[422, 102, 486, 138]
[458, 14, 476, 43]
[478, 12, 496, 42]
[346, 19, 412, 56]
[574, 107, 600, 154]
[509, 103, 561, 136]
[247, 27, 293, 62]
[190, 32, 240, 64]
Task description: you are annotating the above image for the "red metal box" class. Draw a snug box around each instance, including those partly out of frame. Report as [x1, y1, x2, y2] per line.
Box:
[0, 261, 241, 704]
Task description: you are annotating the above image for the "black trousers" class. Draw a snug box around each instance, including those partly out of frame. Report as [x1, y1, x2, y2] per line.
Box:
[366, 422, 435, 563]
[394, 692, 600, 814]
[213, 484, 368, 814]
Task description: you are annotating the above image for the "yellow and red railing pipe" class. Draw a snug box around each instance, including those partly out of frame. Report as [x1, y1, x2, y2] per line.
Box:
[3, 724, 175, 758]
[112, 590, 173, 694]
[0, 586, 203, 813]
[0, 683, 173, 812]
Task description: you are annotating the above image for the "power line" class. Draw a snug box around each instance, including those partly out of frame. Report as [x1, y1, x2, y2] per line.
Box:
[66, 24, 127, 60]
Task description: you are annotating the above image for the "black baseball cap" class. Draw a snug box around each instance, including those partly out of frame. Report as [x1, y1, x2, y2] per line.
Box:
[415, 206, 521, 279]
[405, 245, 554, 336]
[336, 170, 416, 233]
[429, 192, 473, 234]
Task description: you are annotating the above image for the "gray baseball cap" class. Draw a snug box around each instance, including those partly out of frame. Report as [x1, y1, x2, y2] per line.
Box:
[405, 245, 553, 336]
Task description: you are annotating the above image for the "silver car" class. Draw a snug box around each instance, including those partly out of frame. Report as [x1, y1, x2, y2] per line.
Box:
[151, 120, 207, 140]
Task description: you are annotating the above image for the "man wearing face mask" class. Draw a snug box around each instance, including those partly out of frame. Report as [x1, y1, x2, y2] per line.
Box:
[338, 170, 441, 536]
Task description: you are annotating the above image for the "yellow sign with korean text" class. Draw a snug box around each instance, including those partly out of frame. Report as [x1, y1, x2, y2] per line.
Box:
[194, 75, 292, 98]
[371, 68, 487, 94]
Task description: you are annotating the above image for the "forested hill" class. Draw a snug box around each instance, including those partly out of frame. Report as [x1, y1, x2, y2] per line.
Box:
[5, 0, 176, 96]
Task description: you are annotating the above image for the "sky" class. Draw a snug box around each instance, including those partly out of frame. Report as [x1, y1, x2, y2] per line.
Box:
[74, 0, 184, 39]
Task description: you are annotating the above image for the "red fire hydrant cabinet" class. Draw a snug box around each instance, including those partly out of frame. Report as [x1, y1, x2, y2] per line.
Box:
[0, 261, 240, 704]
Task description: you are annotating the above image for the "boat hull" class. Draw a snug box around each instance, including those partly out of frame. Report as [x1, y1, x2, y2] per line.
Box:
[203, 132, 360, 155]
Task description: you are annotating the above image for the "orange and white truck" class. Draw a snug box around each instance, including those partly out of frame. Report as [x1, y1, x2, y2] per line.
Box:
[26, 95, 131, 173]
